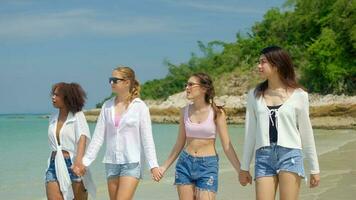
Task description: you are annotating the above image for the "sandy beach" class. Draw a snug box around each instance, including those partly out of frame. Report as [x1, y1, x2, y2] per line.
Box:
[213, 133, 356, 200]
[132, 128, 356, 200]
[299, 139, 356, 200]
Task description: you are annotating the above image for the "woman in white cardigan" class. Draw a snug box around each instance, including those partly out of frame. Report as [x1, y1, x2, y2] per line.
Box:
[239, 46, 320, 200]
[75, 66, 162, 200]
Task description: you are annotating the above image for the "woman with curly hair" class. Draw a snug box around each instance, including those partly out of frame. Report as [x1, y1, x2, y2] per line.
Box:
[45, 82, 95, 200]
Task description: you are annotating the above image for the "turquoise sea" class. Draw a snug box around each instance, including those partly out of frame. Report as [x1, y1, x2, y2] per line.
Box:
[1, 114, 356, 199]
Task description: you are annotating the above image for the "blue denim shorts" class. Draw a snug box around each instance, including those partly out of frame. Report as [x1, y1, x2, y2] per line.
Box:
[45, 157, 81, 183]
[105, 162, 141, 180]
[255, 143, 305, 180]
[175, 150, 219, 193]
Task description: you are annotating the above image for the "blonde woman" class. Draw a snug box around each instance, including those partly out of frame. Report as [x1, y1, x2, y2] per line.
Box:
[76, 66, 162, 200]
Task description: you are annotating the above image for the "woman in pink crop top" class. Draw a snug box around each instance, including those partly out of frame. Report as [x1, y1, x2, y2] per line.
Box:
[159, 73, 241, 200]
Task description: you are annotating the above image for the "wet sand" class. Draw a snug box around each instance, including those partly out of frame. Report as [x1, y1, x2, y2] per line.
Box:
[217, 140, 356, 200]
[299, 140, 356, 200]
[133, 133, 356, 200]
[86, 127, 356, 200]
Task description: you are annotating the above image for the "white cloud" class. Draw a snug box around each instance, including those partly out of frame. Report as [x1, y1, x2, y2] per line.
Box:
[0, 9, 184, 40]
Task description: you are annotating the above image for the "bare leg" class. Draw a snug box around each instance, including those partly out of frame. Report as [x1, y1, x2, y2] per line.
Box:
[107, 177, 120, 200]
[278, 171, 301, 200]
[255, 176, 279, 200]
[115, 176, 140, 200]
[177, 184, 195, 200]
[72, 181, 88, 200]
[46, 181, 64, 200]
[195, 189, 216, 200]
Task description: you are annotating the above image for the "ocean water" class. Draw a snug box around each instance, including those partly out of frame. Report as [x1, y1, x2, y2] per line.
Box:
[0, 114, 355, 200]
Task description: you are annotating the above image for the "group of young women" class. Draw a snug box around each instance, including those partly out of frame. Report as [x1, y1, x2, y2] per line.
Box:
[45, 46, 320, 200]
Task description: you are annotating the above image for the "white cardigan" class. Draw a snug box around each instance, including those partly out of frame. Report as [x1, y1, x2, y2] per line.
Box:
[241, 88, 320, 175]
[82, 97, 159, 171]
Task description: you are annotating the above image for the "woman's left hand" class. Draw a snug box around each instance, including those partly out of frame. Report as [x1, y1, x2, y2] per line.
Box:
[310, 173, 320, 188]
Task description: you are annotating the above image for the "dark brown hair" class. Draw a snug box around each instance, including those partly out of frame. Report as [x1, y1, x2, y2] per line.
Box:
[254, 45, 301, 97]
[191, 72, 224, 120]
[114, 66, 140, 104]
[51, 82, 87, 113]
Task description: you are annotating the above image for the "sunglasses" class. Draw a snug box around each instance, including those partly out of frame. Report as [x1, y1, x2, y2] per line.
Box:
[109, 77, 126, 84]
[184, 82, 201, 88]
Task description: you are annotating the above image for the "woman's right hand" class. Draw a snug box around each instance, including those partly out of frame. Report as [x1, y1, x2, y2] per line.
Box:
[159, 166, 167, 175]
[239, 170, 252, 186]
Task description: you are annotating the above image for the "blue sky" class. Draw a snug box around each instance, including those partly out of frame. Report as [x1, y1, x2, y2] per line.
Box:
[0, 0, 284, 114]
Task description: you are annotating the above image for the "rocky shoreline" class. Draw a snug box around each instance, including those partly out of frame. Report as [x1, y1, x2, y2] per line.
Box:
[84, 92, 356, 129]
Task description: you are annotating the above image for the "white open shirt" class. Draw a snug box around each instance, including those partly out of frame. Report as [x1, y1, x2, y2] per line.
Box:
[82, 97, 159, 172]
[48, 111, 96, 200]
[241, 88, 320, 175]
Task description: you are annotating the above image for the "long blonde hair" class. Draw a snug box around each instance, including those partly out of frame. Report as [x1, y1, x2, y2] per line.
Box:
[114, 66, 140, 104]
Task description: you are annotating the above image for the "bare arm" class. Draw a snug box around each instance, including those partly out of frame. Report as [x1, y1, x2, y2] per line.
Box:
[74, 135, 87, 165]
[216, 111, 241, 174]
[161, 110, 186, 173]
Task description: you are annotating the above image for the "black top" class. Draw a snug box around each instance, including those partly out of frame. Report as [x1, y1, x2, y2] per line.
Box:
[267, 104, 282, 143]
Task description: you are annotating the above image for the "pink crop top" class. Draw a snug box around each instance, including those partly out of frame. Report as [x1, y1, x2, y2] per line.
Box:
[184, 104, 216, 139]
[114, 113, 121, 128]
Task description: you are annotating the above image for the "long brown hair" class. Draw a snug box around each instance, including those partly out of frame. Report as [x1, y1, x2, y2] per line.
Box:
[191, 72, 224, 120]
[114, 66, 140, 104]
[51, 82, 87, 113]
[254, 45, 301, 97]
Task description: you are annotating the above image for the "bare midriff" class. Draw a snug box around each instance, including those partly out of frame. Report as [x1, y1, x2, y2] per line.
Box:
[185, 137, 216, 156]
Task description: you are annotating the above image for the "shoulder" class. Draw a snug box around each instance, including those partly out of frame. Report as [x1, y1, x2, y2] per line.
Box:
[74, 110, 85, 116]
[131, 98, 150, 112]
[74, 111, 87, 121]
[102, 97, 115, 108]
[293, 88, 309, 100]
[133, 98, 147, 107]
[180, 104, 190, 116]
[215, 107, 226, 120]
[182, 104, 190, 112]
[248, 89, 256, 98]
[246, 88, 257, 102]
[49, 113, 57, 123]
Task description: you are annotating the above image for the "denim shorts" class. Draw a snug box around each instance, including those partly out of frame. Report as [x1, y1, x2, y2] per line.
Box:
[105, 162, 141, 180]
[255, 143, 305, 180]
[175, 150, 219, 193]
[45, 157, 81, 183]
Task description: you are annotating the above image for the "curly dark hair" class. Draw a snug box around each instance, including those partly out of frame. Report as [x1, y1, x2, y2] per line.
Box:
[51, 82, 87, 113]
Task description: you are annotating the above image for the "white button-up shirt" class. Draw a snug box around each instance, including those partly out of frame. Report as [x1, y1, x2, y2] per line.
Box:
[48, 111, 96, 200]
[241, 88, 320, 175]
[82, 97, 159, 171]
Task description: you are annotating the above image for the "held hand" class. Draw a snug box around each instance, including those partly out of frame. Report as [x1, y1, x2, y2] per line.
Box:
[239, 170, 252, 186]
[151, 167, 163, 182]
[309, 174, 320, 188]
[71, 162, 86, 177]
[159, 166, 167, 176]
[71, 164, 80, 176]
